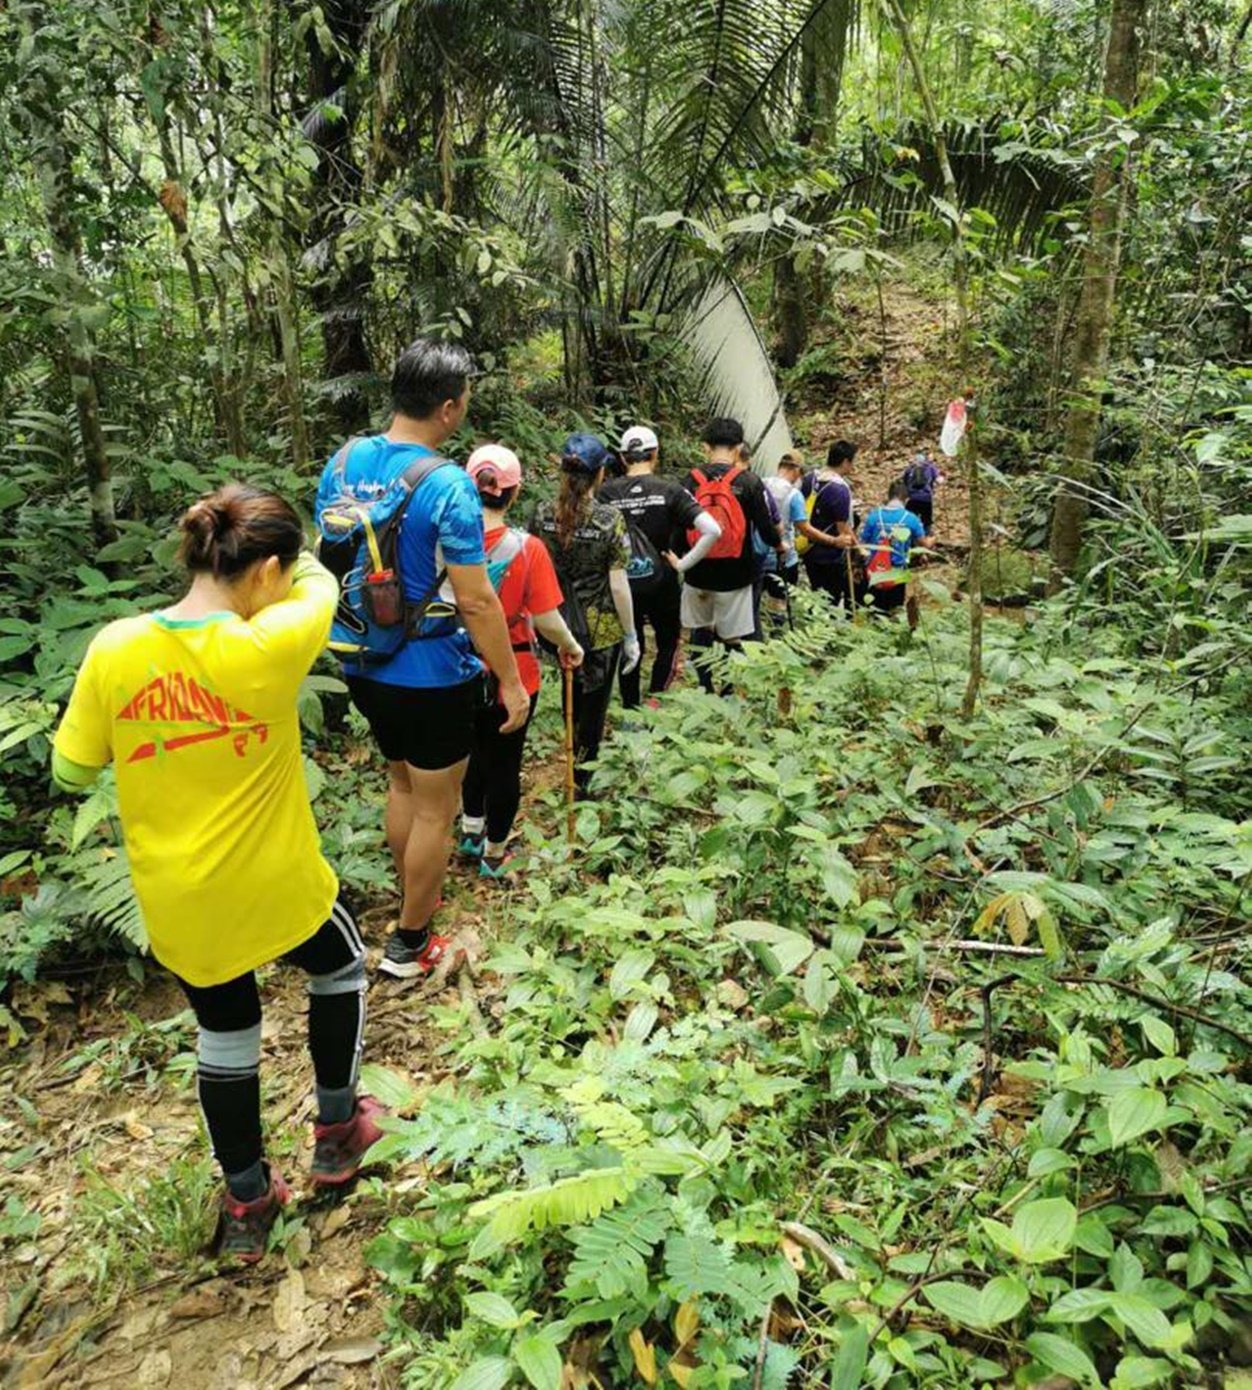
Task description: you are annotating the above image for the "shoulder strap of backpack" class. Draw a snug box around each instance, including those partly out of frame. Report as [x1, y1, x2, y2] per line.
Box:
[723, 464, 743, 486]
[398, 452, 457, 494]
[691, 469, 708, 488]
[329, 435, 364, 487]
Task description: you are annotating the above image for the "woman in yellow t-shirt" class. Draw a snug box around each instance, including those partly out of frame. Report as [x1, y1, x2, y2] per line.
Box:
[54, 485, 383, 1262]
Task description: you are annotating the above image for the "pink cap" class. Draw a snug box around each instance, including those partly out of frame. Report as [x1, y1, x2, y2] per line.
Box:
[467, 444, 522, 497]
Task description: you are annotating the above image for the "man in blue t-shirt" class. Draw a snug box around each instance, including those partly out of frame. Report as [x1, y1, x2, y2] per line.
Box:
[859, 480, 933, 615]
[315, 338, 527, 979]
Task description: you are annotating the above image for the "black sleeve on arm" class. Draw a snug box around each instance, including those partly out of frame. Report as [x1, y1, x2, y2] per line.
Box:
[670, 481, 701, 530]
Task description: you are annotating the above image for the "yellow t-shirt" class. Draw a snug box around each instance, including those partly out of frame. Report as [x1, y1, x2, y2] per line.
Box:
[53, 556, 340, 987]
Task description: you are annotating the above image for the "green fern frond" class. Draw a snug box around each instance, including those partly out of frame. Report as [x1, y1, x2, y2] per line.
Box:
[469, 1166, 637, 1258]
[75, 850, 148, 951]
[563, 1189, 673, 1299]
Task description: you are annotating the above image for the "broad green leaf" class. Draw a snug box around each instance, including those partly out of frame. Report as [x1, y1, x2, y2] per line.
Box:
[1011, 1198, 1077, 1264]
[609, 949, 655, 999]
[513, 1334, 562, 1390]
[979, 1275, 1030, 1325]
[450, 1357, 513, 1390]
[1108, 1293, 1173, 1349]
[464, 1292, 521, 1329]
[1046, 1288, 1111, 1323]
[923, 1281, 987, 1329]
[725, 921, 814, 977]
[358, 1063, 423, 1114]
[1140, 1016, 1176, 1056]
[1111, 1355, 1173, 1388]
[1028, 1147, 1075, 1177]
[1025, 1332, 1100, 1385]
[830, 1323, 868, 1390]
[1106, 1087, 1168, 1148]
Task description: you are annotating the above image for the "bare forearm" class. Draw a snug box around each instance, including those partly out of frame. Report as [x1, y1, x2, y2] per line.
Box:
[533, 609, 578, 652]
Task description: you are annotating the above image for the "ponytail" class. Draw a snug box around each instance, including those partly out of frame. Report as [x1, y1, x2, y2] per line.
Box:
[553, 457, 597, 549]
[179, 484, 303, 581]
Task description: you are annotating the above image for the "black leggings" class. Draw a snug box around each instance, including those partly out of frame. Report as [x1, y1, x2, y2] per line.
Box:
[177, 901, 366, 1180]
[620, 581, 682, 709]
[462, 692, 539, 842]
[565, 645, 621, 793]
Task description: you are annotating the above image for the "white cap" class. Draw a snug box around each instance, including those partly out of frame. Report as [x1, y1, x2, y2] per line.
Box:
[620, 425, 659, 456]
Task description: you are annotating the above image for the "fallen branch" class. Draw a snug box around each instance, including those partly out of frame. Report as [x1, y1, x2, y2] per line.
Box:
[750, 1302, 772, 1390]
[865, 938, 1048, 958]
[457, 962, 488, 1039]
[1055, 975, 1252, 1051]
[778, 1221, 858, 1282]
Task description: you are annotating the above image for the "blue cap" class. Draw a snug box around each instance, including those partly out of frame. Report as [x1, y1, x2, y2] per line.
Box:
[561, 433, 612, 474]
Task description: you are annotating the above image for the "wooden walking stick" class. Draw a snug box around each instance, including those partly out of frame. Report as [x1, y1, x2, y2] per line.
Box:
[844, 544, 861, 625]
[563, 662, 576, 843]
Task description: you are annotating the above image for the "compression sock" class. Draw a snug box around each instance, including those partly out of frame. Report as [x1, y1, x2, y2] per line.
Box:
[226, 1158, 268, 1203]
[316, 1085, 355, 1126]
[396, 924, 431, 952]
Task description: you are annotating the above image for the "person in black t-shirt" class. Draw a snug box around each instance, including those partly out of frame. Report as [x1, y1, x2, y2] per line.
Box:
[601, 425, 722, 708]
[681, 418, 782, 694]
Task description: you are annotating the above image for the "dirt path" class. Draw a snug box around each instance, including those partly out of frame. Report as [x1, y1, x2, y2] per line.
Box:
[0, 856, 522, 1390]
[788, 277, 971, 557]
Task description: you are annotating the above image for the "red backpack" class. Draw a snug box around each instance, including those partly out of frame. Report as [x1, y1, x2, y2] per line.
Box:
[687, 465, 747, 560]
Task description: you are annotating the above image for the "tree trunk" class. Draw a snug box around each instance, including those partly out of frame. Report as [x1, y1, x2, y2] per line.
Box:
[774, 21, 820, 369]
[19, 6, 117, 547]
[1049, 0, 1145, 580]
[882, 0, 983, 717]
[299, 0, 373, 433]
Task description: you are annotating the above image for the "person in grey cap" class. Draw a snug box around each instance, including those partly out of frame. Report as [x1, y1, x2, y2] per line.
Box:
[600, 425, 722, 708]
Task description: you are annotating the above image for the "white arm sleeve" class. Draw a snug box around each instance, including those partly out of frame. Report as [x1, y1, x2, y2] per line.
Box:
[677, 510, 722, 573]
[608, 568, 636, 637]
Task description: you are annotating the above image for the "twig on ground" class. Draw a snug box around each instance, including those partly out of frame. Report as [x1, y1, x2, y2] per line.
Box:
[778, 1221, 858, 1282]
[977, 974, 1016, 1103]
[751, 1302, 772, 1390]
[1055, 975, 1252, 1051]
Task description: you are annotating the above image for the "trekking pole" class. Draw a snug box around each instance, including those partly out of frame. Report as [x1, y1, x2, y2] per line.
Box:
[563, 662, 576, 844]
[844, 545, 861, 626]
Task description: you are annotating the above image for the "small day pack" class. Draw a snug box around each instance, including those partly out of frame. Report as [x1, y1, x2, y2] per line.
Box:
[316, 439, 458, 666]
[904, 457, 931, 494]
[622, 519, 667, 597]
[686, 465, 747, 560]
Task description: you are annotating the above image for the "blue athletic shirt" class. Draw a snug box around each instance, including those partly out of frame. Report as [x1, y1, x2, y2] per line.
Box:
[314, 437, 486, 688]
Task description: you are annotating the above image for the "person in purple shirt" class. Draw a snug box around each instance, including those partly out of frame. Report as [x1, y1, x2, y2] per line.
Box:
[800, 439, 858, 610]
[901, 450, 945, 532]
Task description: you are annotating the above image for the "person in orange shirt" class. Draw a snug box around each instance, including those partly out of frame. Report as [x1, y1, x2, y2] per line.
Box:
[53, 486, 381, 1262]
[458, 445, 584, 877]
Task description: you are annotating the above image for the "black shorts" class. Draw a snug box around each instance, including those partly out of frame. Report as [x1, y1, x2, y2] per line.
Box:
[347, 675, 479, 770]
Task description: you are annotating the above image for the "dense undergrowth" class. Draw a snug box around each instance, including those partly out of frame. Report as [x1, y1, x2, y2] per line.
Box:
[352, 590, 1252, 1390]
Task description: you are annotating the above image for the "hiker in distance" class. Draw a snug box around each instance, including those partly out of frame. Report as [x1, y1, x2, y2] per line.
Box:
[459, 445, 584, 878]
[902, 448, 945, 533]
[860, 478, 935, 615]
[530, 433, 639, 794]
[315, 338, 528, 979]
[680, 418, 782, 693]
[799, 439, 859, 610]
[53, 488, 381, 1262]
[599, 424, 721, 708]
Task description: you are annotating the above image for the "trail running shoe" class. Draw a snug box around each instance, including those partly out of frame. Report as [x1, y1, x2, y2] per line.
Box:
[479, 852, 515, 881]
[311, 1095, 387, 1187]
[378, 930, 453, 980]
[215, 1167, 290, 1265]
[458, 832, 485, 862]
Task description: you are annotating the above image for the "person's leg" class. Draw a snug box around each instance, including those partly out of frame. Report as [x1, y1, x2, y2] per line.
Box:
[483, 693, 538, 865]
[283, 902, 367, 1123]
[689, 627, 716, 694]
[574, 647, 621, 792]
[459, 707, 491, 853]
[648, 585, 682, 694]
[284, 902, 383, 1183]
[619, 594, 646, 710]
[397, 759, 466, 932]
[178, 972, 266, 1200]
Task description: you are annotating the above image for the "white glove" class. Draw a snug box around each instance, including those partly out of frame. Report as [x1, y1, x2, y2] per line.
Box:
[621, 633, 642, 674]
